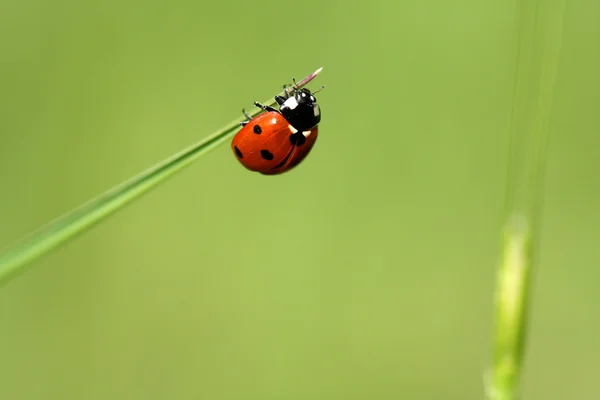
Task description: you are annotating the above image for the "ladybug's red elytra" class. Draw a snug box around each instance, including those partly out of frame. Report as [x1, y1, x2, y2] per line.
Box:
[231, 81, 323, 175]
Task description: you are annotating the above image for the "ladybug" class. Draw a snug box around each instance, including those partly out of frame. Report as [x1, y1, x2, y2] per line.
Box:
[231, 81, 323, 175]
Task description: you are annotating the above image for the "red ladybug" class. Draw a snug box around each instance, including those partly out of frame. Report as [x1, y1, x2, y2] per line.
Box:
[232, 82, 322, 175]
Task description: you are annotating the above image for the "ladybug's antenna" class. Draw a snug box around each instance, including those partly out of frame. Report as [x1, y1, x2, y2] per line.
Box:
[312, 85, 325, 95]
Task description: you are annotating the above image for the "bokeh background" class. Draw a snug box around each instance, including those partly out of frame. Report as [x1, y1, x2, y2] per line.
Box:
[1, 0, 598, 398]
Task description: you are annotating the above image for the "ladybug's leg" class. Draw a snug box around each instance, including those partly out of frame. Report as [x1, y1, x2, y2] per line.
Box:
[274, 95, 286, 106]
[274, 84, 291, 106]
[239, 108, 252, 126]
[254, 101, 278, 113]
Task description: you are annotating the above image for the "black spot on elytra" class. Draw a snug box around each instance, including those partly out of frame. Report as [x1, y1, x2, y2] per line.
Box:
[253, 124, 262, 134]
[289, 132, 306, 146]
[261, 150, 274, 160]
[234, 146, 243, 158]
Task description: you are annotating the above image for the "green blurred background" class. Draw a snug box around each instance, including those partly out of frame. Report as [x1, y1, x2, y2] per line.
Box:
[1, 0, 598, 398]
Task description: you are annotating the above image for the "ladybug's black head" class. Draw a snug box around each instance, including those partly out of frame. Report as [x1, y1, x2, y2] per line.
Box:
[279, 88, 321, 132]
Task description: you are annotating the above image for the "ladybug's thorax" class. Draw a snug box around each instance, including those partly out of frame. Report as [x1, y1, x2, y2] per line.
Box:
[279, 88, 321, 132]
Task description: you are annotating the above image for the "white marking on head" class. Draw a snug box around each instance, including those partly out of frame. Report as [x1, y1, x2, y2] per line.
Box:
[303, 130, 312, 137]
[284, 97, 299, 110]
[313, 105, 320, 117]
[301, 92, 306, 97]
[310, 96, 315, 102]
[288, 125, 298, 134]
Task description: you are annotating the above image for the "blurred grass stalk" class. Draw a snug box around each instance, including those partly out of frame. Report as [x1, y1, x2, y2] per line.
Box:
[487, 0, 566, 399]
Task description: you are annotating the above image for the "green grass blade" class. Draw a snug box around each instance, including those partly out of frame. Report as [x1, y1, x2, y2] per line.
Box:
[486, 0, 566, 398]
[0, 67, 324, 286]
